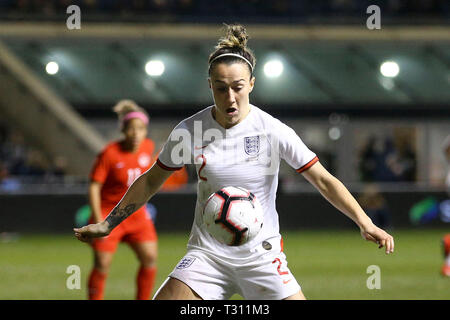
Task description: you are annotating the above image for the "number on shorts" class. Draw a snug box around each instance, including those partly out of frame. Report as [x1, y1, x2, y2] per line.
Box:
[272, 258, 289, 276]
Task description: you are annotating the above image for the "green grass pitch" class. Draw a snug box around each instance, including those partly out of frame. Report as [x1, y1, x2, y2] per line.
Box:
[0, 229, 449, 300]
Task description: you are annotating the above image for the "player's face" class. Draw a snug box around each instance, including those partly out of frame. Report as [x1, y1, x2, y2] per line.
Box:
[122, 118, 147, 151]
[208, 62, 255, 129]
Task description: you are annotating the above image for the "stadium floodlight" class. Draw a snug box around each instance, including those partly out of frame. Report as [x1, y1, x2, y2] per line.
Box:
[328, 126, 341, 141]
[264, 59, 283, 78]
[46, 61, 59, 75]
[380, 61, 399, 78]
[145, 60, 165, 77]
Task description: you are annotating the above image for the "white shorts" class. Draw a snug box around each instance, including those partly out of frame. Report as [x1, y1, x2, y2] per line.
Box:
[159, 237, 301, 300]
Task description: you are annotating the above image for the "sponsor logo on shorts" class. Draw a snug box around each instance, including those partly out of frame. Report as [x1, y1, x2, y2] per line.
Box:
[176, 257, 196, 269]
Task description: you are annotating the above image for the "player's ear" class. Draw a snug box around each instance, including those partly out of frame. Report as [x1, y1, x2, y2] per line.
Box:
[248, 76, 255, 93]
[208, 77, 212, 89]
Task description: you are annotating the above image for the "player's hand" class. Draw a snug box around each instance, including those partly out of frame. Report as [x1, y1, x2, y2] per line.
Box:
[360, 224, 394, 254]
[73, 221, 110, 243]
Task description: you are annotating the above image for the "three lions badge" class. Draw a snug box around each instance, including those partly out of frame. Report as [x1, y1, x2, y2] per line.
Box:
[244, 136, 260, 156]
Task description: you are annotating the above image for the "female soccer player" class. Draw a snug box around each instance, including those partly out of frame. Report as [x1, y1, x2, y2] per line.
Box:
[86, 100, 158, 300]
[75, 25, 395, 300]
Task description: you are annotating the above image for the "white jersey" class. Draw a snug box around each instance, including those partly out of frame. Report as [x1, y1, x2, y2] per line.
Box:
[157, 105, 318, 259]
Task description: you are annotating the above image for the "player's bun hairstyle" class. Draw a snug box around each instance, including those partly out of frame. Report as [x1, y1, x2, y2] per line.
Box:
[112, 100, 149, 129]
[208, 24, 256, 77]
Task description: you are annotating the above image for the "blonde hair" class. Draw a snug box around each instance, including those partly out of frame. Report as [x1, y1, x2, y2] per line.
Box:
[112, 99, 144, 117]
[208, 24, 256, 76]
[112, 99, 148, 129]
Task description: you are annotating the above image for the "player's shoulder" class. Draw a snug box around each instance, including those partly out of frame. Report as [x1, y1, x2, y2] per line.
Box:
[92, 141, 121, 166]
[142, 137, 155, 149]
[250, 105, 301, 144]
[250, 104, 274, 120]
[101, 140, 119, 152]
[172, 105, 214, 131]
[250, 104, 288, 129]
[99, 140, 122, 157]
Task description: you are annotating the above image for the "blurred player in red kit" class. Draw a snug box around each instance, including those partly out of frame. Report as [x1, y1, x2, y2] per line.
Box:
[442, 135, 450, 277]
[443, 234, 450, 276]
[87, 100, 158, 299]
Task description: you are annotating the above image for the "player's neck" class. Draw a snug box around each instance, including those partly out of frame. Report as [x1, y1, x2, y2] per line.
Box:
[121, 140, 140, 153]
[212, 104, 251, 129]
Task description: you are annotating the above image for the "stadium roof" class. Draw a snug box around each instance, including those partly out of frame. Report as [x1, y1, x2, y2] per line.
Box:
[1, 24, 449, 116]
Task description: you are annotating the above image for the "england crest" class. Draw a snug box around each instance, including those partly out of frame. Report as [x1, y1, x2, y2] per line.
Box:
[244, 136, 260, 156]
[176, 256, 196, 269]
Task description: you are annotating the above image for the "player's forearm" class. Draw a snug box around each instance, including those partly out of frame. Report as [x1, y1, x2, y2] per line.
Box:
[314, 175, 372, 229]
[88, 183, 103, 223]
[104, 172, 157, 231]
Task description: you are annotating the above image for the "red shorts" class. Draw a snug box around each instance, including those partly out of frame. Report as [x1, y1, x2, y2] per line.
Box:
[90, 208, 157, 253]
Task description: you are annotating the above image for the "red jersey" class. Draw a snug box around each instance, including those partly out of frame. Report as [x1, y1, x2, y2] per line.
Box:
[90, 138, 155, 224]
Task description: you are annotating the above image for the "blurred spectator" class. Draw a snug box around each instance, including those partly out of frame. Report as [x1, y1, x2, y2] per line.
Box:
[388, 133, 416, 182]
[1, 129, 28, 175]
[46, 155, 69, 183]
[359, 135, 378, 182]
[358, 184, 392, 230]
[50, 155, 68, 177]
[0, 123, 68, 188]
[359, 133, 416, 183]
[0, 160, 20, 192]
[22, 149, 48, 176]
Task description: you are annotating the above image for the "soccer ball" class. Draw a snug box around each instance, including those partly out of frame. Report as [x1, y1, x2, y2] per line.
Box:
[202, 186, 264, 246]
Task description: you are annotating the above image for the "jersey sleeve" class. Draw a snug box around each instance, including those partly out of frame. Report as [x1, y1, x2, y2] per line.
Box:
[157, 121, 190, 171]
[90, 149, 110, 183]
[273, 120, 318, 173]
